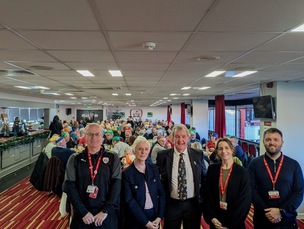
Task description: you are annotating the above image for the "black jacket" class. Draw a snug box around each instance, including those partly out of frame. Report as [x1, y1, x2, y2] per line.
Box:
[30, 152, 49, 190]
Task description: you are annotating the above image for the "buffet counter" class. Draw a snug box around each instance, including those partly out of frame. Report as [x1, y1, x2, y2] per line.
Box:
[0, 130, 50, 179]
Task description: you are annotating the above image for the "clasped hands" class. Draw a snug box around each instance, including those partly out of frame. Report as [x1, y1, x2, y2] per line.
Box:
[265, 208, 282, 224]
[146, 217, 161, 229]
[82, 211, 108, 226]
[211, 218, 228, 229]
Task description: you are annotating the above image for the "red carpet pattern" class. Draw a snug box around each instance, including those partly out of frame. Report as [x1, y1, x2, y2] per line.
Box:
[0, 177, 69, 229]
[0, 177, 303, 229]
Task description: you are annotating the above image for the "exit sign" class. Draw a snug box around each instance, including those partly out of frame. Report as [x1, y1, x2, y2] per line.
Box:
[86, 105, 93, 109]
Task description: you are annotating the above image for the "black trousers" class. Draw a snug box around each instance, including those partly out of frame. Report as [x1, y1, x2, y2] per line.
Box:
[164, 197, 201, 229]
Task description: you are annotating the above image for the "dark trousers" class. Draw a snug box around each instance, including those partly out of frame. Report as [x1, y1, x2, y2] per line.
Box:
[164, 197, 201, 229]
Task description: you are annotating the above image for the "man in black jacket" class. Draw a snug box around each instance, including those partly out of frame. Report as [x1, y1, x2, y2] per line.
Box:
[156, 124, 206, 229]
[64, 123, 121, 229]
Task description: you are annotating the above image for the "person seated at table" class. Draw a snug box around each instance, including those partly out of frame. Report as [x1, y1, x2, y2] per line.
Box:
[51, 137, 75, 168]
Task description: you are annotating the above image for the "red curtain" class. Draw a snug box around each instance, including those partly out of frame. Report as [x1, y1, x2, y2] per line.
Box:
[181, 103, 186, 124]
[215, 95, 226, 138]
[167, 105, 171, 124]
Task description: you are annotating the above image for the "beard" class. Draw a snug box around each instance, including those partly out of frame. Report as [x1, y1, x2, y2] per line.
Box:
[265, 144, 282, 155]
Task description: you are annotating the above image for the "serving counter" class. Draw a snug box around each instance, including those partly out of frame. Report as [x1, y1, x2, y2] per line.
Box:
[0, 130, 50, 179]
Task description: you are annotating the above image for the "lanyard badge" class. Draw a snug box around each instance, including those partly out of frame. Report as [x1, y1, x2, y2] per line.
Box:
[263, 154, 284, 199]
[86, 150, 102, 199]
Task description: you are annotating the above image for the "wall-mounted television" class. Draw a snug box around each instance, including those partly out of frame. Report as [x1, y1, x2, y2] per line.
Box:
[252, 95, 276, 120]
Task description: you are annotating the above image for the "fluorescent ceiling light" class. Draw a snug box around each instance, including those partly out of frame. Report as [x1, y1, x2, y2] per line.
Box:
[112, 93, 118, 96]
[205, 71, 225, 77]
[109, 70, 123, 77]
[70, 97, 77, 99]
[199, 87, 210, 90]
[76, 70, 94, 77]
[233, 71, 257, 77]
[126, 93, 131, 96]
[181, 86, 191, 90]
[65, 93, 74, 96]
[170, 93, 176, 96]
[183, 94, 190, 96]
[163, 97, 168, 99]
[291, 24, 304, 32]
[15, 86, 31, 89]
[30, 86, 49, 89]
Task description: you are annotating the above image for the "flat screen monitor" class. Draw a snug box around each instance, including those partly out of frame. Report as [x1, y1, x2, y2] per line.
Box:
[252, 95, 276, 120]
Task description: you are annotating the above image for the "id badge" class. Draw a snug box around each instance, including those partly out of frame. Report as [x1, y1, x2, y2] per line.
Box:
[268, 190, 280, 199]
[220, 201, 228, 210]
[86, 185, 96, 194]
[89, 186, 99, 199]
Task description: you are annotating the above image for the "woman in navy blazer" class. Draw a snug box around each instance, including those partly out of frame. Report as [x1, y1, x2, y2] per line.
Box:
[122, 136, 165, 229]
[203, 138, 251, 229]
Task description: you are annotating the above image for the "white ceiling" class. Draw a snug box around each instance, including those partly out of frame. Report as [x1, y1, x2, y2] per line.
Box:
[1, 0, 304, 107]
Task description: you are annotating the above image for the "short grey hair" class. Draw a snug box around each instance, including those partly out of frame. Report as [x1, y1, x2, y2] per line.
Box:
[171, 124, 190, 138]
[132, 136, 150, 151]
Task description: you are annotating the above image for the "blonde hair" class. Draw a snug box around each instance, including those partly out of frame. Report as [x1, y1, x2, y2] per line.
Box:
[191, 142, 202, 150]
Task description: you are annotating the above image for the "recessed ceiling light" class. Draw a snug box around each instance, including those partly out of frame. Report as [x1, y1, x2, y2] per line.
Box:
[65, 93, 74, 96]
[126, 93, 131, 96]
[181, 86, 191, 90]
[112, 93, 118, 96]
[163, 97, 168, 99]
[170, 93, 176, 96]
[183, 94, 190, 96]
[205, 71, 225, 77]
[31, 86, 49, 89]
[109, 70, 123, 77]
[198, 87, 210, 90]
[70, 97, 77, 99]
[15, 86, 31, 89]
[291, 23, 304, 32]
[76, 70, 94, 77]
[233, 71, 257, 77]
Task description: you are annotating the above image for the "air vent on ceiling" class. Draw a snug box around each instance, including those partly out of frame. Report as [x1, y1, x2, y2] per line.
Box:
[0, 69, 35, 75]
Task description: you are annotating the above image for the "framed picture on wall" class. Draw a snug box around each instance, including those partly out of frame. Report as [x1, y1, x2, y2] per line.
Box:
[147, 112, 153, 117]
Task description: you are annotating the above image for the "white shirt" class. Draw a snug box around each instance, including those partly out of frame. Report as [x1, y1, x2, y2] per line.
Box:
[171, 148, 195, 199]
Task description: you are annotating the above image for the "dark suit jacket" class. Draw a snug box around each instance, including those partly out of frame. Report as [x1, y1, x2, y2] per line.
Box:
[122, 162, 165, 228]
[156, 148, 205, 209]
[203, 162, 251, 229]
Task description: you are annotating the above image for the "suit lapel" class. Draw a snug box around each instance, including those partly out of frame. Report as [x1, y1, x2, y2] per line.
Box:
[166, 148, 174, 190]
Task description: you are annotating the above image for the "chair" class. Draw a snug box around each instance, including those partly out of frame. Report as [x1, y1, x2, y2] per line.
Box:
[241, 142, 249, 154]
[249, 144, 258, 158]
[30, 152, 49, 191]
[43, 156, 65, 196]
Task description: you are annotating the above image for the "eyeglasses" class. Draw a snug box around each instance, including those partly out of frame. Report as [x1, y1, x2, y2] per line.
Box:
[86, 132, 102, 138]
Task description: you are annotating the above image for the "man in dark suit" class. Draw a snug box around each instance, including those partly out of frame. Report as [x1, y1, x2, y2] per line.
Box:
[156, 124, 206, 229]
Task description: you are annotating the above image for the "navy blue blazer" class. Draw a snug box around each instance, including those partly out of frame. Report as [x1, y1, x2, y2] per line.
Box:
[122, 162, 165, 228]
[156, 148, 206, 208]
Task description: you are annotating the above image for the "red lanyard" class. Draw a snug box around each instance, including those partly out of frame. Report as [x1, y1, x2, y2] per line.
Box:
[263, 154, 284, 190]
[88, 149, 102, 185]
[219, 163, 234, 198]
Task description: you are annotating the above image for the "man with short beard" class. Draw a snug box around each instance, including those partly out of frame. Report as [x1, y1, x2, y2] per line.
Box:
[249, 128, 304, 229]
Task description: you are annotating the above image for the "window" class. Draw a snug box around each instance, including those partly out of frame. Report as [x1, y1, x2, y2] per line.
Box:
[208, 104, 260, 142]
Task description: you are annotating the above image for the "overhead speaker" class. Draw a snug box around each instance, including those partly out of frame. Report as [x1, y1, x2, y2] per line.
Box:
[66, 108, 72, 115]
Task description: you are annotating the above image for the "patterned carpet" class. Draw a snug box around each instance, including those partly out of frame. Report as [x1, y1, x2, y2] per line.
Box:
[0, 177, 68, 229]
[0, 176, 303, 229]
